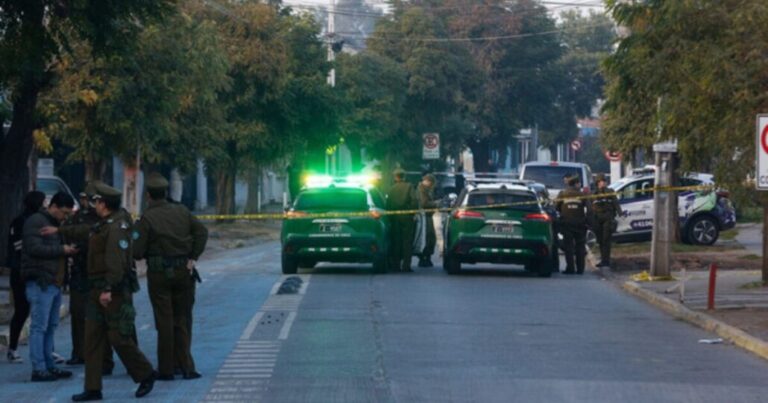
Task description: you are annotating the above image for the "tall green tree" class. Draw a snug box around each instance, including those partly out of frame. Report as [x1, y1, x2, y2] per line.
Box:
[0, 0, 176, 265]
[602, 0, 768, 199]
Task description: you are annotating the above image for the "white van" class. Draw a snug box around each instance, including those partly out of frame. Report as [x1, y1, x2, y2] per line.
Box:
[519, 161, 593, 199]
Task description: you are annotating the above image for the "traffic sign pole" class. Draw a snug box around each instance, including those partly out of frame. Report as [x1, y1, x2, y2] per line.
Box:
[756, 114, 768, 283]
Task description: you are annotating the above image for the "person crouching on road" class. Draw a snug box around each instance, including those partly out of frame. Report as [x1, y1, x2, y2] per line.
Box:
[591, 174, 622, 267]
[133, 173, 208, 381]
[386, 168, 417, 272]
[68, 183, 157, 401]
[417, 174, 438, 267]
[21, 191, 77, 382]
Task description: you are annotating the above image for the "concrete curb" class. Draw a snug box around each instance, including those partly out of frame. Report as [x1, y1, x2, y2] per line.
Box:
[623, 280, 768, 362]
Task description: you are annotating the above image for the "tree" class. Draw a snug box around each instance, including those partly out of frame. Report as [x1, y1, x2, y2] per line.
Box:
[0, 0, 175, 265]
[602, 0, 768, 198]
[367, 4, 480, 171]
[335, 51, 407, 171]
[40, 10, 229, 181]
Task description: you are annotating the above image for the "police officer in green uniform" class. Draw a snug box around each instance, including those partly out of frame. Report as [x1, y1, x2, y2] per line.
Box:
[133, 173, 208, 381]
[63, 188, 100, 366]
[555, 175, 591, 275]
[591, 174, 622, 267]
[417, 173, 438, 267]
[71, 182, 156, 401]
[386, 168, 417, 272]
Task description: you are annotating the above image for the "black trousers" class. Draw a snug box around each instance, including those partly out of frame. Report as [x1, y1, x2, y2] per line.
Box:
[9, 268, 30, 351]
[561, 223, 586, 273]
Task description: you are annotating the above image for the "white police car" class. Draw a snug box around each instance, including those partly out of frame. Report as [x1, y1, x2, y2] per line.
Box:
[609, 172, 736, 245]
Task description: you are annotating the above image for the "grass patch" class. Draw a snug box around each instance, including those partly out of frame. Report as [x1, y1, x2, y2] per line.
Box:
[720, 229, 739, 241]
[613, 241, 743, 256]
[741, 254, 761, 260]
[739, 206, 763, 224]
[740, 281, 768, 290]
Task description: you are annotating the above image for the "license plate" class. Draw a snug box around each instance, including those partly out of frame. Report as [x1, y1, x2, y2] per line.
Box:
[320, 224, 342, 233]
[492, 224, 515, 234]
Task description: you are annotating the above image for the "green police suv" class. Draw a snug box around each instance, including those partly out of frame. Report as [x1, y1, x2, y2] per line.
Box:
[281, 175, 388, 274]
[443, 183, 558, 277]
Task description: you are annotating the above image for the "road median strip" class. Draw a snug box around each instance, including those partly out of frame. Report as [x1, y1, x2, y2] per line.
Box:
[623, 280, 768, 362]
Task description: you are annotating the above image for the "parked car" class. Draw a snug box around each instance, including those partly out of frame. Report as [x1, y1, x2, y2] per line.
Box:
[609, 172, 736, 245]
[280, 175, 388, 274]
[443, 182, 558, 277]
[519, 161, 593, 199]
[36, 175, 79, 211]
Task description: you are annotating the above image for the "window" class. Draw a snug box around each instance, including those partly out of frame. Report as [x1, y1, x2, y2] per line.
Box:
[619, 179, 654, 201]
[522, 166, 583, 189]
[295, 189, 369, 211]
[466, 191, 539, 212]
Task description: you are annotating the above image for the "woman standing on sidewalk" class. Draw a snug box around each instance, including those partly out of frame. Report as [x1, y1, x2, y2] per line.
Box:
[5, 191, 45, 363]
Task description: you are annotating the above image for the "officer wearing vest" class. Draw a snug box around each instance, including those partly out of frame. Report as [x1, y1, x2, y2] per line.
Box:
[386, 168, 417, 272]
[555, 174, 591, 274]
[417, 173, 438, 267]
[591, 174, 622, 267]
[133, 173, 208, 381]
[72, 182, 156, 401]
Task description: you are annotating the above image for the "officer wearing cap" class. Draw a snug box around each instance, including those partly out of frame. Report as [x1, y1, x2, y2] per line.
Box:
[72, 182, 156, 401]
[133, 173, 208, 381]
[417, 173, 438, 267]
[386, 168, 417, 272]
[591, 174, 622, 267]
[62, 185, 100, 366]
[555, 174, 591, 274]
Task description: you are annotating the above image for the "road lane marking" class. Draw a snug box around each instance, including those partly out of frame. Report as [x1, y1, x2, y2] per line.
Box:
[278, 311, 297, 340]
[206, 275, 311, 402]
[240, 312, 265, 340]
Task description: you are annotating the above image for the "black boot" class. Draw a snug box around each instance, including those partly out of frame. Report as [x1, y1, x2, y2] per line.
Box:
[135, 371, 157, 398]
[72, 391, 103, 402]
[183, 370, 202, 380]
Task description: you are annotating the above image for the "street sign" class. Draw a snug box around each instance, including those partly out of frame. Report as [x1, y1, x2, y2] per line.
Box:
[756, 114, 768, 190]
[423, 133, 440, 160]
[570, 139, 582, 152]
[604, 150, 622, 162]
[652, 139, 678, 153]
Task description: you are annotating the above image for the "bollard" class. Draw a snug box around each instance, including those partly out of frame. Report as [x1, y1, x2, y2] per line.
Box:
[707, 263, 718, 310]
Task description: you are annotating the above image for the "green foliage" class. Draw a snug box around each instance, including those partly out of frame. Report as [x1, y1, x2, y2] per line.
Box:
[602, 0, 768, 200]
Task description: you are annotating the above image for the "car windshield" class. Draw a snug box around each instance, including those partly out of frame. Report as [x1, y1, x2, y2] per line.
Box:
[295, 188, 369, 211]
[36, 178, 64, 196]
[466, 191, 539, 212]
[522, 166, 582, 189]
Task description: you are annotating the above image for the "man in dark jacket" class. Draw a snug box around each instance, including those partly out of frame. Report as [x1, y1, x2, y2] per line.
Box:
[21, 191, 77, 382]
[417, 174, 438, 267]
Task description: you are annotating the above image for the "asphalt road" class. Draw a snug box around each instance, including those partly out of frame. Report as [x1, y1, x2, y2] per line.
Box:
[3, 241, 768, 402]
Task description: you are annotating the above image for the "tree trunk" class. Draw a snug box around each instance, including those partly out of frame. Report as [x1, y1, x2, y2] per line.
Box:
[245, 167, 262, 214]
[0, 81, 41, 266]
[215, 169, 236, 219]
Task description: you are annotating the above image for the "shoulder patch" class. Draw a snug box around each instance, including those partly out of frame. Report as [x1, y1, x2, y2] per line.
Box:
[107, 219, 114, 224]
[119, 239, 129, 250]
[120, 222, 129, 230]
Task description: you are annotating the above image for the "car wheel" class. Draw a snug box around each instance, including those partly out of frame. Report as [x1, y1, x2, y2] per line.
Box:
[282, 254, 298, 274]
[444, 254, 461, 275]
[372, 255, 387, 274]
[687, 215, 719, 246]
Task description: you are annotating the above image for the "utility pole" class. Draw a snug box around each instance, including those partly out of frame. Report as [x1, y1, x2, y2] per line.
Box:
[650, 140, 677, 277]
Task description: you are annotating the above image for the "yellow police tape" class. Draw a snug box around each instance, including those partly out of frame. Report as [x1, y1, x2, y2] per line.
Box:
[630, 270, 676, 282]
[193, 184, 717, 221]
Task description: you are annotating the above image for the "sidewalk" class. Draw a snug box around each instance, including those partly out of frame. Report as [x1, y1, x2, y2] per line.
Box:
[604, 221, 768, 361]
